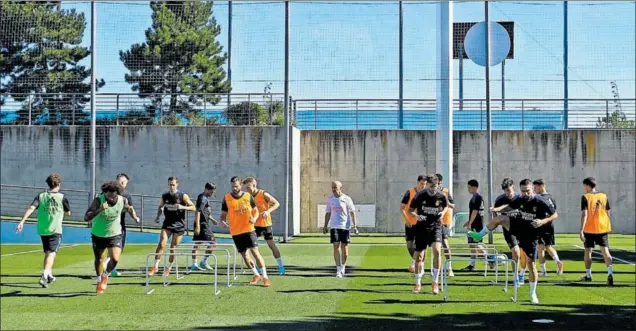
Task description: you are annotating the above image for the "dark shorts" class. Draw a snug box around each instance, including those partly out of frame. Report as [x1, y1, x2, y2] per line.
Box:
[91, 234, 123, 252]
[162, 220, 186, 236]
[584, 233, 609, 249]
[414, 222, 442, 252]
[255, 226, 274, 241]
[538, 224, 555, 246]
[232, 231, 258, 253]
[517, 236, 539, 261]
[442, 224, 450, 240]
[41, 234, 62, 254]
[330, 229, 351, 244]
[503, 227, 520, 249]
[404, 224, 417, 241]
[193, 229, 216, 242]
[468, 222, 484, 244]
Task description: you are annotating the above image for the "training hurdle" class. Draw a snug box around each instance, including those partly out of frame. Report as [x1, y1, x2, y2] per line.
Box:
[427, 244, 501, 278]
[145, 251, 221, 296]
[162, 246, 234, 288]
[173, 241, 242, 280]
[441, 255, 518, 303]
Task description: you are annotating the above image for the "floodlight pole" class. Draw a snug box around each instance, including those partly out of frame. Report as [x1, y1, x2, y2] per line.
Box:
[227, 1, 233, 108]
[563, 0, 569, 129]
[90, 0, 97, 207]
[282, 0, 290, 243]
[485, 1, 494, 245]
[398, 0, 404, 128]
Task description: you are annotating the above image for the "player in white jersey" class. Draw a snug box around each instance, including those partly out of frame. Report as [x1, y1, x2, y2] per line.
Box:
[323, 181, 359, 278]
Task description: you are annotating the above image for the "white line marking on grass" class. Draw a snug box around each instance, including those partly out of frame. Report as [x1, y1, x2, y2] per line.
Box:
[574, 245, 636, 265]
[0, 244, 79, 257]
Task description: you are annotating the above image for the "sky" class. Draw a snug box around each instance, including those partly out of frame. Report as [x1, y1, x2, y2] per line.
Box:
[21, 1, 636, 106]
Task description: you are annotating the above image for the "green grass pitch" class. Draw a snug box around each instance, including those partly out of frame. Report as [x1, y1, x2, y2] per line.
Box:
[1, 234, 635, 330]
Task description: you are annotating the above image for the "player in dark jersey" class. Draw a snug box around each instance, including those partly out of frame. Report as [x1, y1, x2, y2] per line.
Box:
[460, 179, 492, 271]
[493, 178, 527, 285]
[408, 174, 449, 295]
[191, 182, 218, 271]
[104, 173, 140, 277]
[533, 179, 564, 277]
[469, 179, 558, 304]
[148, 176, 196, 277]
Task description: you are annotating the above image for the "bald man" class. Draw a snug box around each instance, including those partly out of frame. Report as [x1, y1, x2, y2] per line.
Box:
[323, 181, 359, 278]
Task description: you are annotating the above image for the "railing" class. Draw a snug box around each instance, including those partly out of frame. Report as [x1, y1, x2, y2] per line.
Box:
[2, 93, 634, 130]
[0, 93, 286, 127]
[293, 98, 636, 130]
[0, 184, 224, 235]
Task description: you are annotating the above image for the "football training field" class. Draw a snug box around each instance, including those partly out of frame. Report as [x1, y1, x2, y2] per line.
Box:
[1, 234, 635, 330]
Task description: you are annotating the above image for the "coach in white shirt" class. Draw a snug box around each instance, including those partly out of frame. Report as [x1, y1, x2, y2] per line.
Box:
[323, 181, 358, 278]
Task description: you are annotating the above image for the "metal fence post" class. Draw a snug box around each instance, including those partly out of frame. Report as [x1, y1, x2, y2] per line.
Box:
[203, 97, 207, 126]
[28, 95, 32, 126]
[247, 94, 251, 125]
[116, 94, 120, 126]
[140, 195, 145, 232]
[314, 100, 318, 129]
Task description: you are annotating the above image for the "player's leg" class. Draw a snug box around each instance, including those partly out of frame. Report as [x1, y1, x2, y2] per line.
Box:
[405, 225, 416, 272]
[39, 235, 61, 288]
[538, 243, 547, 275]
[263, 226, 285, 275]
[524, 241, 539, 304]
[339, 229, 351, 275]
[149, 229, 169, 276]
[98, 237, 123, 294]
[597, 234, 613, 286]
[518, 249, 528, 285]
[191, 243, 202, 270]
[198, 231, 216, 271]
[545, 245, 563, 276]
[580, 233, 595, 281]
[330, 229, 343, 277]
[467, 215, 508, 241]
[248, 245, 271, 287]
[411, 224, 427, 293]
[164, 231, 183, 276]
[91, 235, 108, 294]
[109, 229, 126, 276]
[430, 225, 443, 294]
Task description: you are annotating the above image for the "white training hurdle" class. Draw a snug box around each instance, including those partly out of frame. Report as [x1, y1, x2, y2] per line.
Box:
[441, 255, 518, 303]
[144, 251, 221, 296]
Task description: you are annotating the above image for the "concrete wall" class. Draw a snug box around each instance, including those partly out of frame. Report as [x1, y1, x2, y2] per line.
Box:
[300, 130, 636, 234]
[0, 126, 296, 236]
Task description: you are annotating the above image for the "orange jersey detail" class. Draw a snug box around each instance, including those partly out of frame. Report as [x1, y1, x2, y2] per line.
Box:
[583, 192, 611, 234]
[402, 188, 418, 225]
[254, 190, 272, 227]
[224, 192, 256, 236]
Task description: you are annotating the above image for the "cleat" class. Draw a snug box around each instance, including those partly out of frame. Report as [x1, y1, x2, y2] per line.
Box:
[110, 271, 121, 277]
[47, 275, 56, 284]
[249, 275, 262, 285]
[432, 282, 439, 295]
[579, 275, 592, 282]
[408, 265, 416, 273]
[262, 278, 272, 287]
[517, 275, 525, 287]
[557, 261, 564, 276]
[412, 284, 421, 293]
[460, 265, 475, 272]
[539, 270, 547, 277]
[163, 267, 171, 277]
[531, 294, 539, 304]
[467, 230, 484, 242]
[96, 275, 109, 294]
[39, 276, 48, 289]
[336, 271, 343, 278]
[191, 263, 204, 271]
[278, 265, 286, 276]
[200, 262, 214, 271]
[607, 274, 614, 286]
[96, 283, 103, 294]
[448, 269, 455, 278]
[148, 266, 158, 277]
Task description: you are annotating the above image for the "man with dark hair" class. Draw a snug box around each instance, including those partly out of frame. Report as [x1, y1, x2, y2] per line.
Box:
[85, 181, 138, 294]
[400, 175, 427, 273]
[461, 179, 490, 272]
[243, 177, 285, 275]
[221, 176, 271, 287]
[469, 179, 558, 304]
[148, 176, 196, 277]
[408, 174, 448, 294]
[192, 182, 218, 271]
[435, 173, 455, 277]
[16, 173, 71, 288]
[579, 177, 614, 286]
[493, 178, 527, 285]
[104, 173, 139, 277]
[533, 179, 564, 277]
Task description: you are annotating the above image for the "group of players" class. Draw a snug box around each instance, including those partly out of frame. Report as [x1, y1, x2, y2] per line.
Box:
[15, 171, 615, 302]
[16, 174, 287, 294]
[393, 173, 615, 304]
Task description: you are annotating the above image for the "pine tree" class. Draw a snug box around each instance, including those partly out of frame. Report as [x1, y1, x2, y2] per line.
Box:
[119, 0, 230, 118]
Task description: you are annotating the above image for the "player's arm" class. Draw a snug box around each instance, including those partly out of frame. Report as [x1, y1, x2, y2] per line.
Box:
[533, 200, 558, 228]
[348, 198, 358, 234]
[438, 194, 450, 216]
[249, 195, 259, 224]
[124, 198, 140, 223]
[62, 196, 71, 216]
[263, 192, 280, 216]
[400, 191, 411, 223]
[84, 197, 103, 222]
[154, 198, 165, 223]
[466, 196, 482, 228]
[323, 201, 331, 233]
[408, 194, 422, 220]
[447, 192, 455, 209]
[179, 194, 197, 212]
[490, 204, 510, 213]
[579, 195, 588, 241]
[16, 195, 39, 233]
[606, 198, 611, 218]
[220, 198, 229, 227]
